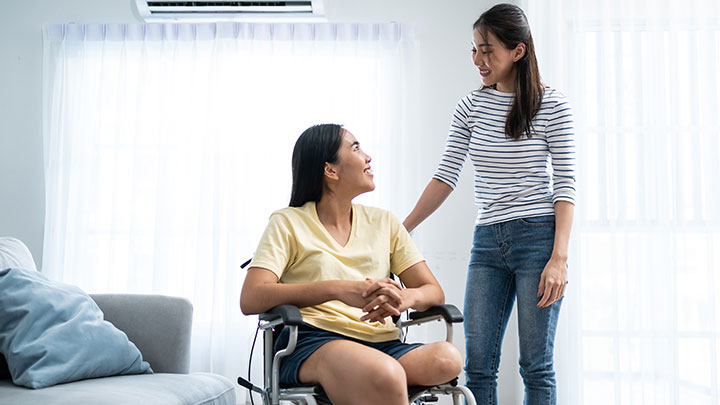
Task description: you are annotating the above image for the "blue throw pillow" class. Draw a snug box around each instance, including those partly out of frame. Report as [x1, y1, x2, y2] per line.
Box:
[0, 268, 152, 388]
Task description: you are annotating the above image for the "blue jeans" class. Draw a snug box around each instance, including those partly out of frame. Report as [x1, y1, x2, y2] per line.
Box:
[464, 215, 563, 405]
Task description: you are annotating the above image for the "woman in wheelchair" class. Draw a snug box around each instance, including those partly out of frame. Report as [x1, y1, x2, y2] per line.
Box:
[240, 123, 463, 405]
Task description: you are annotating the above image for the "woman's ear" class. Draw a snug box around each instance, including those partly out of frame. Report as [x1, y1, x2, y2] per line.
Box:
[513, 43, 527, 62]
[324, 162, 339, 181]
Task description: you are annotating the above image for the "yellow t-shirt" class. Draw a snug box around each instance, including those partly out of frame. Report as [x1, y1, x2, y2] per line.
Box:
[249, 201, 425, 342]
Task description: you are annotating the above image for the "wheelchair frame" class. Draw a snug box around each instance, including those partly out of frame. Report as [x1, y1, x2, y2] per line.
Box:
[239, 304, 477, 405]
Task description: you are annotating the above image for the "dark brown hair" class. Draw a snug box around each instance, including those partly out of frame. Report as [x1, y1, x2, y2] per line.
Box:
[474, 3, 544, 140]
[289, 124, 344, 207]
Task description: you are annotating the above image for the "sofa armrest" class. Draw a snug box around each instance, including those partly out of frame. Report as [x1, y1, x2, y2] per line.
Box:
[90, 294, 193, 374]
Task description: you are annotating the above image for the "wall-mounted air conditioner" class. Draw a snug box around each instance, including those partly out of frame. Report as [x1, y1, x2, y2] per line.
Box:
[134, 1, 327, 22]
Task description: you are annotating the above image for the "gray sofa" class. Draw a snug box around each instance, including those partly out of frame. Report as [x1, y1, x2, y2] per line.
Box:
[0, 237, 236, 404]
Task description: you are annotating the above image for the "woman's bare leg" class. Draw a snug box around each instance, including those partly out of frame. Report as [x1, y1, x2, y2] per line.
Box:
[397, 341, 463, 386]
[298, 339, 408, 405]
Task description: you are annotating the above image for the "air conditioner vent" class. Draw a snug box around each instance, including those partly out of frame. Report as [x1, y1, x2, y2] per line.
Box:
[146, 1, 313, 14]
[135, 0, 326, 21]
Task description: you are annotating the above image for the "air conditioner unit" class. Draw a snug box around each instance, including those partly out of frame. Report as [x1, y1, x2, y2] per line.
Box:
[134, 0, 327, 22]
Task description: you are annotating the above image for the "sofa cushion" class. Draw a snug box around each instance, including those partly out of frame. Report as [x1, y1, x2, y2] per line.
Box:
[0, 237, 37, 271]
[0, 237, 37, 380]
[0, 373, 236, 405]
[0, 268, 152, 388]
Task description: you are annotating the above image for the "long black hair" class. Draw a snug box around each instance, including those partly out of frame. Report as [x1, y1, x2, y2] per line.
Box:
[474, 3, 544, 140]
[289, 124, 344, 207]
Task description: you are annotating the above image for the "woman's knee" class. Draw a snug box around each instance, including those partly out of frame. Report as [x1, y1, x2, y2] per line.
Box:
[314, 349, 408, 404]
[519, 359, 555, 386]
[366, 357, 407, 391]
[432, 342, 463, 378]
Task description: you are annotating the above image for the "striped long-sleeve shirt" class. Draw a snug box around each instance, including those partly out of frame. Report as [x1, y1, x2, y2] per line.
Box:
[433, 87, 576, 225]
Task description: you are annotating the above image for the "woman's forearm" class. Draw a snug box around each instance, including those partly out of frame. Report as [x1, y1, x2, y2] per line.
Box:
[552, 201, 574, 260]
[403, 179, 454, 233]
[240, 270, 346, 315]
[396, 261, 446, 312]
[406, 283, 445, 312]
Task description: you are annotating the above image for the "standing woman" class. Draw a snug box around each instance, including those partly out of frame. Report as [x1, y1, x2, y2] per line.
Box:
[403, 4, 575, 405]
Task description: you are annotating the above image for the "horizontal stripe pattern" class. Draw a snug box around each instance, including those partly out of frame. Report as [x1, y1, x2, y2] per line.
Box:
[433, 87, 576, 225]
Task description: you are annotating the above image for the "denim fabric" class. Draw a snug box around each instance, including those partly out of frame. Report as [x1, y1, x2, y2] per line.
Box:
[464, 215, 563, 405]
[275, 323, 422, 385]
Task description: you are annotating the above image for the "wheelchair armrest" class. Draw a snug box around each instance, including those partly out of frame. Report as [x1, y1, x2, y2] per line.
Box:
[408, 304, 464, 324]
[259, 304, 303, 326]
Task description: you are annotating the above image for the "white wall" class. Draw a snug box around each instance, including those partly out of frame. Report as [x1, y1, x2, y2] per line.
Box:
[0, 1, 523, 403]
[0, 0, 140, 269]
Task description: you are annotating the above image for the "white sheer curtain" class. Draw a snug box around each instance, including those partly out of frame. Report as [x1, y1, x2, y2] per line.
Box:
[41, 22, 417, 400]
[523, 0, 720, 404]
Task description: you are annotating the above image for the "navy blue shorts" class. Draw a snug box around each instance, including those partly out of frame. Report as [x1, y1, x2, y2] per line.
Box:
[274, 323, 422, 385]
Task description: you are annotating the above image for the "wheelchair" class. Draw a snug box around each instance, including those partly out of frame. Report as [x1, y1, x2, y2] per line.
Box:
[238, 303, 477, 405]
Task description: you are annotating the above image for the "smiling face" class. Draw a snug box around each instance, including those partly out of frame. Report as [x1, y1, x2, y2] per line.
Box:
[471, 28, 525, 93]
[324, 130, 374, 198]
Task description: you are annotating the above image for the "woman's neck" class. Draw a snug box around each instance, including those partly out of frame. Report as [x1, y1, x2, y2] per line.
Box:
[315, 196, 352, 229]
[495, 67, 517, 93]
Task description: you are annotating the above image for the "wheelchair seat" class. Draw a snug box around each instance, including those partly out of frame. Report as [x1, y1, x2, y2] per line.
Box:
[238, 304, 477, 405]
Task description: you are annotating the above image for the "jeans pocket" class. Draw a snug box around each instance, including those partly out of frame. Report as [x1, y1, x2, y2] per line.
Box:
[518, 215, 555, 227]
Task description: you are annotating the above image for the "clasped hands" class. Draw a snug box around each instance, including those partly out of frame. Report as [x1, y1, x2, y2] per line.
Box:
[343, 277, 410, 325]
